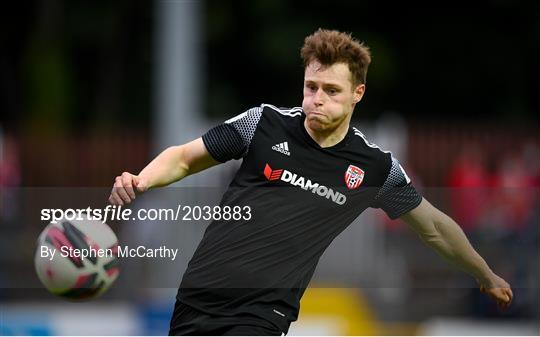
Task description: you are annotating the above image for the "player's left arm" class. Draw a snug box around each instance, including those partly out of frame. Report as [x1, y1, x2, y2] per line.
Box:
[400, 197, 513, 309]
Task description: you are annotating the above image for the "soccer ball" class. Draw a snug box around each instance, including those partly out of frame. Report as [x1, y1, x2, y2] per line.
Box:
[34, 218, 119, 300]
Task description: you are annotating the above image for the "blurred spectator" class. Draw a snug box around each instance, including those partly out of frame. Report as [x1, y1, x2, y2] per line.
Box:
[0, 126, 21, 220]
[479, 148, 536, 234]
[521, 143, 540, 187]
[446, 144, 489, 231]
[0, 125, 21, 298]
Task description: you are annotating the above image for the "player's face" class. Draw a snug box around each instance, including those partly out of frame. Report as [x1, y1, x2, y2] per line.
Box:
[303, 61, 365, 133]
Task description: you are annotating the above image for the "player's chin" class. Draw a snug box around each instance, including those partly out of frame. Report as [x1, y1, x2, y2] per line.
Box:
[306, 115, 329, 130]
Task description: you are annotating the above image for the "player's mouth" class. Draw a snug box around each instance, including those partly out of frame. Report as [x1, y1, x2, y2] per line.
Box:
[309, 110, 326, 117]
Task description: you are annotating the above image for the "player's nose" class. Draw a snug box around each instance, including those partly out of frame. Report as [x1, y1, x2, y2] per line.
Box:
[313, 88, 325, 105]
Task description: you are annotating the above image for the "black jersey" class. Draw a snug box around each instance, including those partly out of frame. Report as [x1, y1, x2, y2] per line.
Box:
[177, 104, 422, 332]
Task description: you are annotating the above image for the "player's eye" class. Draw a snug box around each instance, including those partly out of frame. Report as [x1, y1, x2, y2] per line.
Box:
[327, 88, 338, 95]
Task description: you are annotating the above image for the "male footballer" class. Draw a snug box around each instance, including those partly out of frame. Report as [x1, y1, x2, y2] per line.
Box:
[109, 29, 513, 335]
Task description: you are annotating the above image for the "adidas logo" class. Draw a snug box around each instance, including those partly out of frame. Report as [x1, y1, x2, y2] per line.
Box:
[272, 141, 290, 156]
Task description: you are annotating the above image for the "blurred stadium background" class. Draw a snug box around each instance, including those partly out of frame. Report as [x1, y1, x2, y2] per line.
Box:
[1, 0, 539, 335]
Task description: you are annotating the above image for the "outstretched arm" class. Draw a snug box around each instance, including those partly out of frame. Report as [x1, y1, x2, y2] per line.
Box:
[108, 138, 219, 205]
[400, 198, 513, 309]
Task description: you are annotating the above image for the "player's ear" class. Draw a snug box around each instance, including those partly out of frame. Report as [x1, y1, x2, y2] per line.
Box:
[353, 83, 365, 103]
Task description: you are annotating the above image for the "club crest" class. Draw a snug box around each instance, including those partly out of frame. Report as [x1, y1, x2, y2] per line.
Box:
[344, 165, 365, 190]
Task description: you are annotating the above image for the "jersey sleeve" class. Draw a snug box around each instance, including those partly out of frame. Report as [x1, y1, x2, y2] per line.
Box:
[372, 156, 422, 219]
[201, 106, 263, 162]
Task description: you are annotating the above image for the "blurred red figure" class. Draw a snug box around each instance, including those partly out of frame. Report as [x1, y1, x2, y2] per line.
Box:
[0, 128, 21, 220]
[0, 130, 21, 187]
[490, 151, 535, 230]
[447, 146, 489, 231]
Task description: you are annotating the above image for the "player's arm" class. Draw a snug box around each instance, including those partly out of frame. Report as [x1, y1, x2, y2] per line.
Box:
[400, 198, 513, 309]
[109, 106, 263, 205]
[108, 138, 219, 205]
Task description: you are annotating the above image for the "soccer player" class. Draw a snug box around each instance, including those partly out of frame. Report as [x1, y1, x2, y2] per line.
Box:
[109, 29, 513, 335]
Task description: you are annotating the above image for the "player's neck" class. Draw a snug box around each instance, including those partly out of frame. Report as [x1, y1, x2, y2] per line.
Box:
[303, 119, 350, 148]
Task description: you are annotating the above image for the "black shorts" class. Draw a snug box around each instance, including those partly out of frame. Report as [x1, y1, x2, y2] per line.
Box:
[168, 300, 284, 336]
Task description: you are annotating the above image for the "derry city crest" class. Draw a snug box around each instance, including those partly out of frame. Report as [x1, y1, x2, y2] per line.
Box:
[344, 165, 365, 190]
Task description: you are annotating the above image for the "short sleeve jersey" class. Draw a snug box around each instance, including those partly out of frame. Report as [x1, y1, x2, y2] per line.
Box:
[177, 104, 422, 332]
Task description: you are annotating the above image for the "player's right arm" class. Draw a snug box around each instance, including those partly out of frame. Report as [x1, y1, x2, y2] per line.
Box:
[108, 138, 219, 205]
[109, 106, 264, 205]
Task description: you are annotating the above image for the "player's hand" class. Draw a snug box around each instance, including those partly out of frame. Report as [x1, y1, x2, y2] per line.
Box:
[479, 274, 513, 310]
[108, 172, 149, 205]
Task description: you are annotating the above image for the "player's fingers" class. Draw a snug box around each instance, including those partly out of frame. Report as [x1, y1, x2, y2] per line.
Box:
[108, 194, 118, 205]
[109, 190, 123, 205]
[496, 289, 511, 309]
[502, 295, 511, 309]
[496, 289, 508, 300]
[507, 288, 514, 302]
[114, 176, 132, 203]
[121, 172, 136, 199]
[116, 177, 131, 204]
[109, 179, 124, 205]
[503, 289, 513, 305]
